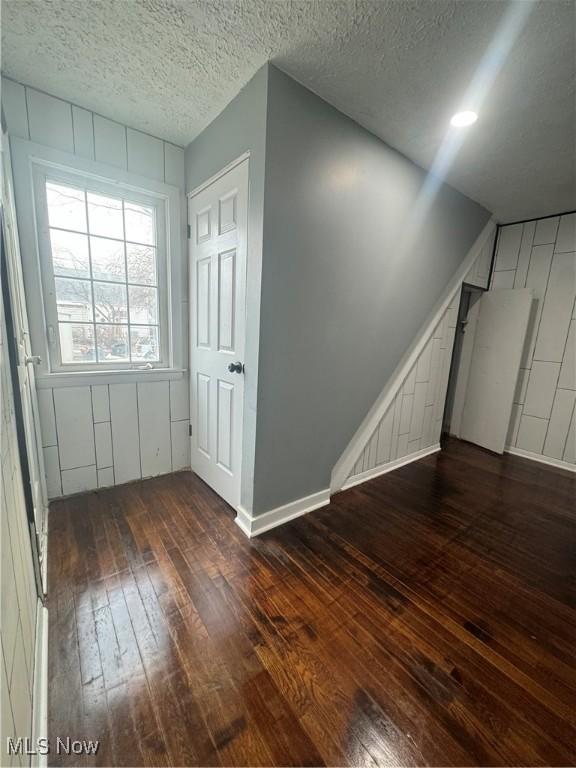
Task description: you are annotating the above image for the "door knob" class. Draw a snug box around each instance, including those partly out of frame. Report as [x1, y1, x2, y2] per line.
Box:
[25, 355, 42, 365]
[228, 361, 244, 374]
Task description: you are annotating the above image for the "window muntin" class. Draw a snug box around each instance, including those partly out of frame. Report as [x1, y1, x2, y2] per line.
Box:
[37, 173, 169, 371]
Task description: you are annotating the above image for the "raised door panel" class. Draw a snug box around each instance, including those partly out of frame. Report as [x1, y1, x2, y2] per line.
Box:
[218, 249, 236, 353]
[216, 380, 234, 473]
[196, 373, 211, 458]
[196, 207, 212, 244]
[218, 190, 237, 234]
[196, 258, 211, 348]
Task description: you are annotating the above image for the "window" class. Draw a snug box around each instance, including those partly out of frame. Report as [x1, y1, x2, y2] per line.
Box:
[33, 167, 173, 372]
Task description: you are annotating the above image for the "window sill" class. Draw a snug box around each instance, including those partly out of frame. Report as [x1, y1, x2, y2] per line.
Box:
[36, 368, 185, 389]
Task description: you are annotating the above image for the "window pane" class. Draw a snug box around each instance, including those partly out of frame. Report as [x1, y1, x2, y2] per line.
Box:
[126, 244, 156, 285]
[46, 182, 86, 232]
[125, 202, 155, 245]
[50, 230, 90, 278]
[96, 325, 129, 362]
[90, 237, 126, 282]
[59, 323, 95, 363]
[129, 286, 158, 324]
[93, 282, 128, 324]
[55, 278, 93, 322]
[130, 326, 159, 361]
[87, 192, 124, 239]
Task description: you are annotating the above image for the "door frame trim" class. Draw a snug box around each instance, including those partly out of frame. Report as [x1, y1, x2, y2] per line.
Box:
[187, 151, 251, 200]
[188, 155, 250, 511]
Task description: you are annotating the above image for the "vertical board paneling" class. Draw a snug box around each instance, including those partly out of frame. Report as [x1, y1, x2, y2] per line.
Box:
[164, 143, 185, 187]
[43, 445, 62, 498]
[533, 217, 559, 246]
[26, 89, 74, 152]
[516, 415, 548, 454]
[416, 339, 432, 383]
[4, 79, 187, 498]
[137, 382, 171, 478]
[543, 389, 576, 460]
[1, 78, 29, 138]
[563, 404, 576, 462]
[347, 296, 457, 481]
[109, 383, 141, 484]
[169, 375, 189, 422]
[61, 465, 98, 496]
[558, 320, 575, 390]
[127, 128, 164, 181]
[375, 407, 394, 465]
[514, 221, 536, 288]
[345, 233, 518, 485]
[521, 243, 554, 367]
[91, 385, 110, 423]
[93, 115, 127, 169]
[53, 386, 95, 470]
[37, 388, 57, 446]
[94, 421, 113, 468]
[492, 270, 515, 289]
[494, 224, 522, 270]
[523, 361, 561, 419]
[555, 213, 576, 253]
[491, 213, 576, 468]
[533, 251, 575, 362]
[97, 467, 114, 488]
[399, 394, 413, 434]
[171, 420, 190, 471]
[1, 292, 37, 761]
[72, 106, 95, 160]
[409, 382, 427, 442]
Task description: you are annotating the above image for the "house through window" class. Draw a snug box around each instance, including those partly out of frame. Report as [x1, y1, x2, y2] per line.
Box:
[34, 171, 170, 372]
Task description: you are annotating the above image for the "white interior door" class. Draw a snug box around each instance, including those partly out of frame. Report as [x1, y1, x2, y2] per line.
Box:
[2, 133, 48, 581]
[188, 159, 248, 508]
[460, 288, 533, 453]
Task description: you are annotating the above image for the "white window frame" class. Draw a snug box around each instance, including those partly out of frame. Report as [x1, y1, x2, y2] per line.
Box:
[10, 138, 183, 385]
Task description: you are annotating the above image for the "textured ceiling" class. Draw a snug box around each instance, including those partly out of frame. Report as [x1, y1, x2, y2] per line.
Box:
[2, 0, 575, 221]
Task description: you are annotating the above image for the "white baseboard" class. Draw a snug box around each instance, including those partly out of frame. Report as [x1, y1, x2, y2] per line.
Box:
[505, 445, 576, 473]
[235, 488, 331, 538]
[341, 443, 441, 491]
[31, 601, 48, 768]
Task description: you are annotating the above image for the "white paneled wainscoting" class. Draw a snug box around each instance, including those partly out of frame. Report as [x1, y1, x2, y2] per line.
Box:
[492, 212, 576, 470]
[37, 378, 191, 498]
[3, 76, 190, 499]
[331, 218, 496, 492]
[343, 291, 459, 489]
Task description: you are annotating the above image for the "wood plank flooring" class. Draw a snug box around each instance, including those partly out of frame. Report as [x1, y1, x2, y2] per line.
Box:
[47, 438, 576, 766]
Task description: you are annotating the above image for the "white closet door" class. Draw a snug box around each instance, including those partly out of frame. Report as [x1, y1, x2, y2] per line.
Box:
[460, 288, 533, 453]
[188, 159, 248, 509]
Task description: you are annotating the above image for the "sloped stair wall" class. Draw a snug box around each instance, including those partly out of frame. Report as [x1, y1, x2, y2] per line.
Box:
[333, 219, 496, 492]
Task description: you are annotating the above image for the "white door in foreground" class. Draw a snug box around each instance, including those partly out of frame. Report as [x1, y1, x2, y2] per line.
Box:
[188, 159, 248, 508]
[460, 288, 533, 454]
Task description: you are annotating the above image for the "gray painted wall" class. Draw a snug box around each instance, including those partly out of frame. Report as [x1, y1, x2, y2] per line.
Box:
[251, 66, 491, 514]
[185, 65, 268, 512]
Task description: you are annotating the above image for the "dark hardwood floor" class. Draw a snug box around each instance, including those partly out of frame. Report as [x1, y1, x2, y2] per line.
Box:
[47, 438, 576, 767]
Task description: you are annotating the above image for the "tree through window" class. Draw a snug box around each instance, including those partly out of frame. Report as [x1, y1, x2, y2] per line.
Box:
[45, 181, 162, 367]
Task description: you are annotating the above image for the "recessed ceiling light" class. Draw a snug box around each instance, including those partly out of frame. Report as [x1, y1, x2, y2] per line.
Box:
[450, 111, 478, 127]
